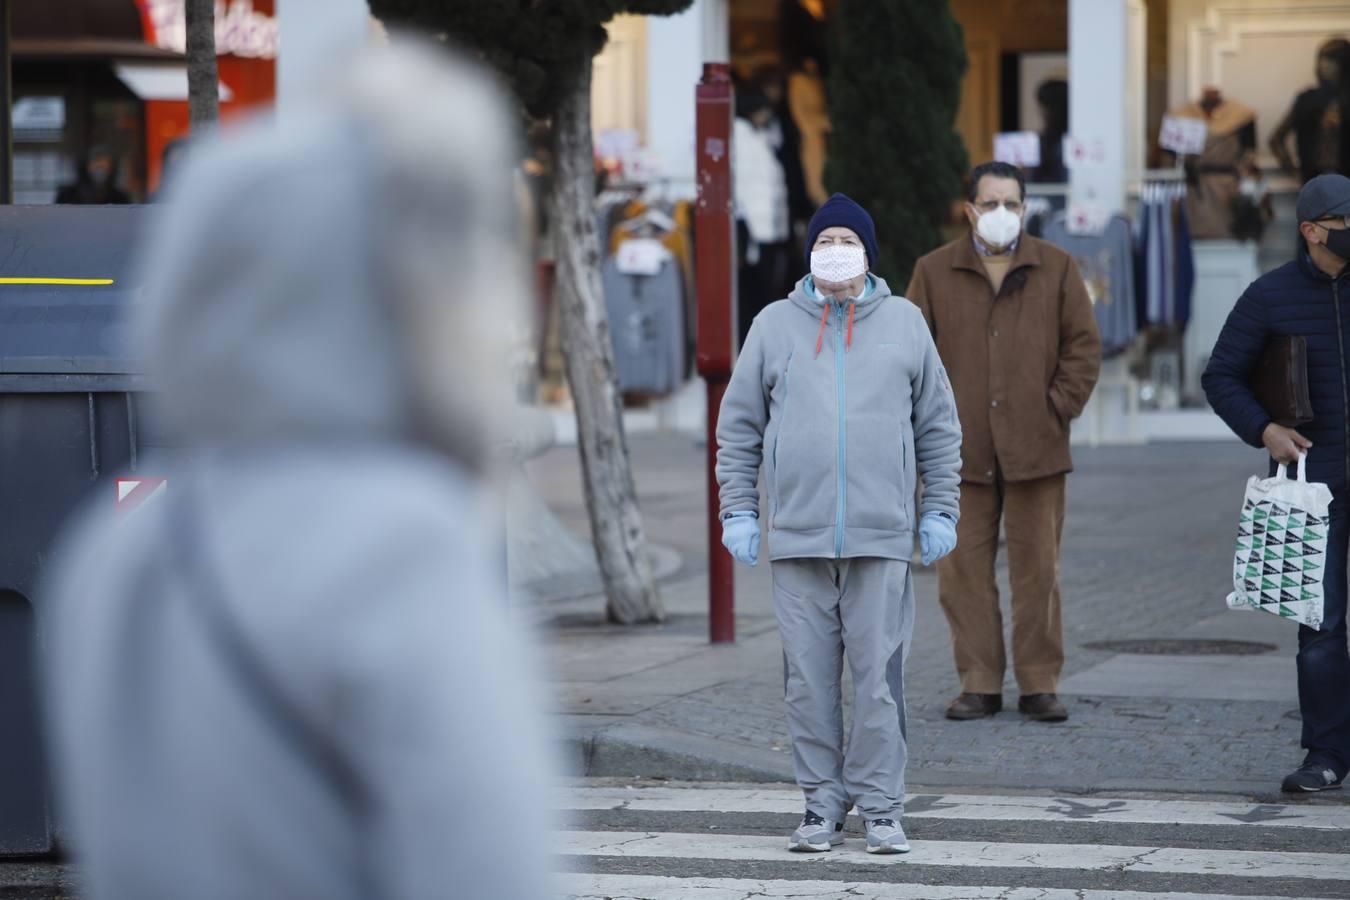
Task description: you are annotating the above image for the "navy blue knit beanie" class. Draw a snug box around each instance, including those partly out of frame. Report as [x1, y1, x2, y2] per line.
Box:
[805, 193, 879, 269]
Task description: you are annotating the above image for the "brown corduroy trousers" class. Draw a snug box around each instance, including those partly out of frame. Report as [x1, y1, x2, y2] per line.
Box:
[936, 471, 1067, 695]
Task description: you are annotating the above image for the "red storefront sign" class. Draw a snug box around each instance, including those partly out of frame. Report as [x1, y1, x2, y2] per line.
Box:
[134, 0, 277, 59]
[131, 0, 277, 191]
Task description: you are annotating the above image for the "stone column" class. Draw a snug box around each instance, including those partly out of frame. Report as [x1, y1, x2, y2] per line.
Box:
[644, 0, 729, 196]
[1068, 0, 1130, 214]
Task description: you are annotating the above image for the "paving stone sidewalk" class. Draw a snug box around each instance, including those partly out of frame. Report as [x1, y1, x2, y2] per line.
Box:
[522, 430, 1347, 800]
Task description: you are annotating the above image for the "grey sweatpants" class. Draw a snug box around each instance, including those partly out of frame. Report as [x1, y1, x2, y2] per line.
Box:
[772, 557, 915, 822]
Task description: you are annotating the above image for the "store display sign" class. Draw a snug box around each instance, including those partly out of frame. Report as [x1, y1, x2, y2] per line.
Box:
[1062, 134, 1106, 169]
[1158, 115, 1207, 156]
[596, 128, 640, 164]
[137, 0, 278, 60]
[12, 97, 65, 141]
[993, 131, 1040, 169]
[624, 148, 664, 182]
[1066, 202, 1111, 236]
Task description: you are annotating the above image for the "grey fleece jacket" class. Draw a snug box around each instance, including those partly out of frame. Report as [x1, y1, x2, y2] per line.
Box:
[43, 45, 555, 900]
[716, 275, 962, 561]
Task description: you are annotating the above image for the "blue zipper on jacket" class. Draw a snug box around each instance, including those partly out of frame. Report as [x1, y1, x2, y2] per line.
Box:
[771, 352, 792, 527]
[834, 302, 846, 558]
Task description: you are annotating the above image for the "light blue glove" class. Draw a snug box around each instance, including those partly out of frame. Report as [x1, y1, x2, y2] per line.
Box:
[919, 513, 957, 566]
[721, 514, 760, 566]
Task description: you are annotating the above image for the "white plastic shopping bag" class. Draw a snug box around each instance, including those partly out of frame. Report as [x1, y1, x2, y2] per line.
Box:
[1227, 453, 1331, 628]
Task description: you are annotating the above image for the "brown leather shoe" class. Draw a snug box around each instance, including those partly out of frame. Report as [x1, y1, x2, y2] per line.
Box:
[1018, 693, 1069, 722]
[945, 692, 1002, 720]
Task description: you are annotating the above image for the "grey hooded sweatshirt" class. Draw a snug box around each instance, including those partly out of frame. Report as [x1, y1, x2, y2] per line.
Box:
[42, 45, 556, 900]
[716, 276, 962, 561]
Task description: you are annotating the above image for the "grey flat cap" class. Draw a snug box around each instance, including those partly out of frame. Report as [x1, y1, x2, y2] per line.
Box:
[1297, 173, 1350, 223]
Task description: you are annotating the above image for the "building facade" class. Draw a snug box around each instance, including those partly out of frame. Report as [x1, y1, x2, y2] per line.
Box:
[13, 0, 276, 203]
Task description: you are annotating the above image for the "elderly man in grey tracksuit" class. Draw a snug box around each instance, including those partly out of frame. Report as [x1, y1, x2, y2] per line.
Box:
[717, 194, 963, 854]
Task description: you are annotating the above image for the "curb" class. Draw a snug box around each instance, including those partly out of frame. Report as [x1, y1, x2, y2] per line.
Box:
[557, 724, 1350, 804]
[561, 723, 794, 783]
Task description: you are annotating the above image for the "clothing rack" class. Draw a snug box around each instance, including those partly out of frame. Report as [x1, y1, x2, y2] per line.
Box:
[601, 177, 683, 205]
[1137, 180, 1188, 204]
[595, 182, 697, 404]
[1129, 167, 1188, 202]
[1131, 169, 1197, 421]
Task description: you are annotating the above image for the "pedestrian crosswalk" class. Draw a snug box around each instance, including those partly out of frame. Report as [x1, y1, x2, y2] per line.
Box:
[560, 877, 1320, 900]
[555, 782, 1350, 899]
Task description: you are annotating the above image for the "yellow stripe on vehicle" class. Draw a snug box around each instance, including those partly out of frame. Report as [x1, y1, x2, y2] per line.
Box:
[0, 277, 115, 285]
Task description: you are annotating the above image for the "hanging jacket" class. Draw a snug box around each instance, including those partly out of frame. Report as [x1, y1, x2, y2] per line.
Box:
[1291, 84, 1339, 185]
[732, 117, 790, 246]
[1041, 213, 1138, 356]
[1203, 253, 1350, 493]
[716, 275, 962, 562]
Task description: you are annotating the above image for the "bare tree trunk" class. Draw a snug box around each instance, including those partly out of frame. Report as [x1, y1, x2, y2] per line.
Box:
[186, 0, 219, 129]
[550, 51, 664, 625]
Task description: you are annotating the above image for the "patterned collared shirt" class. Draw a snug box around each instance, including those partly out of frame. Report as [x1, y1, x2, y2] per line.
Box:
[972, 233, 1018, 257]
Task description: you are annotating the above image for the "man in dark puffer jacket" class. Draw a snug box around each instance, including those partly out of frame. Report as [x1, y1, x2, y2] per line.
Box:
[1204, 174, 1350, 793]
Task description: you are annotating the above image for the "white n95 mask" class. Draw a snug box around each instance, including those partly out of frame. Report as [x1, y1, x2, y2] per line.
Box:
[975, 205, 1022, 249]
[810, 244, 867, 283]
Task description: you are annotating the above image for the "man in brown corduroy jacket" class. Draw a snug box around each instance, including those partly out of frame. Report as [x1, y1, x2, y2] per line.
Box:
[907, 161, 1101, 723]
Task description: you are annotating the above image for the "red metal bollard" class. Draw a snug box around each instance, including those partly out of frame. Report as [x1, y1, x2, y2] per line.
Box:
[695, 63, 736, 644]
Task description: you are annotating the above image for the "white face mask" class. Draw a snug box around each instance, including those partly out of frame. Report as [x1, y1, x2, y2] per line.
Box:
[974, 205, 1022, 249]
[810, 244, 867, 284]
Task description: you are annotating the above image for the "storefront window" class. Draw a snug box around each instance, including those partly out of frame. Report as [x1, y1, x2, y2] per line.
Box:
[13, 96, 70, 205]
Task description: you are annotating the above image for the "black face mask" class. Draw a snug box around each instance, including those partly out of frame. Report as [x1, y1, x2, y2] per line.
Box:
[1319, 224, 1350, 263]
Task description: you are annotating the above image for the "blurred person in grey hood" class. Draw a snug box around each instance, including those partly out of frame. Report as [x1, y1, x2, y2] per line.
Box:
[42, 39, 557, 900]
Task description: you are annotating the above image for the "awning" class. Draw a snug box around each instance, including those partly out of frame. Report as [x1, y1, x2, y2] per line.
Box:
[14, 0, 173, 60]
[114, 63, 233, 102]
[14, 0, 144, 43]
[12, 0, 277, 62]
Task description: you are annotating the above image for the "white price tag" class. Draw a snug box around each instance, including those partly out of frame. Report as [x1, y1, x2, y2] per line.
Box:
[615, 238, 671, 276]
[1159, 115, 1207, 156]
[1066, 203, 1112, 236]
[993, 131, 1041, 168]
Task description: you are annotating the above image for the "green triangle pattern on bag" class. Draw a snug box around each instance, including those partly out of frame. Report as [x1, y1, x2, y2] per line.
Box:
[1232, 479, 1327, 629]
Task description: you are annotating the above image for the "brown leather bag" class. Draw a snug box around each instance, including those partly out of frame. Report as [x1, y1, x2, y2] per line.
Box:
[1251, 335, 1313, 427]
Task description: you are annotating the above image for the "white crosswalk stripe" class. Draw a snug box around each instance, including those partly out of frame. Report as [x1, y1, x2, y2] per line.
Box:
[558, 829, 1350, 879]
[559, 874, 1296, 900]
[559, 784, 1350, 830]
[555, 783, 1350, 899]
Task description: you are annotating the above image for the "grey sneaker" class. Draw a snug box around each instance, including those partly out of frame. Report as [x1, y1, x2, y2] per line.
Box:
[788, 811, 844, 852]
[1282, 763, 1345, 793]
[865, 818, 911, 854]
